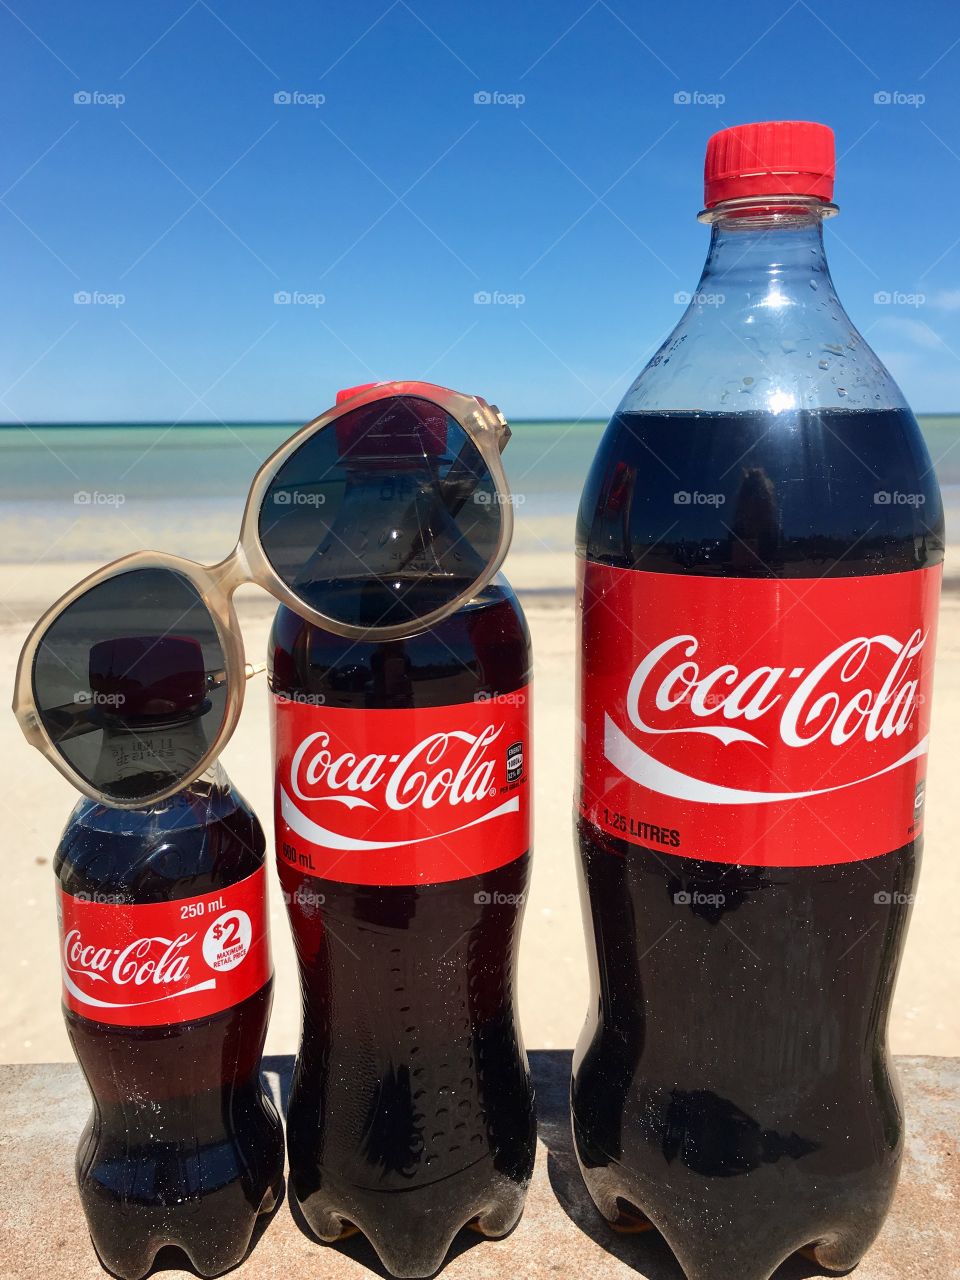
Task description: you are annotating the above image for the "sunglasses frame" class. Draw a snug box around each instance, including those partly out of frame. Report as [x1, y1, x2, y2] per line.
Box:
[13, 381, 514, 808]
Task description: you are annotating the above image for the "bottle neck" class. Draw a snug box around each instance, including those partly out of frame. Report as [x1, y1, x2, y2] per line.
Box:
[696, 201, 835, 306]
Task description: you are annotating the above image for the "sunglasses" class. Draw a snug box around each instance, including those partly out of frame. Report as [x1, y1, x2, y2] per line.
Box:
[13, 380, 514, 808]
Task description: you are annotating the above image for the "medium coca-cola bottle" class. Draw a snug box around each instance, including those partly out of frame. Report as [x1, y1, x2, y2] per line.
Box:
[573, 122, 943, 1280]
[55, 637, 283, 1279]
[269, 395, 535, 1277]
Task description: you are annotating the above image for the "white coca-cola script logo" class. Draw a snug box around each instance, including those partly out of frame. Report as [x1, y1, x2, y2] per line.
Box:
[292, 726, 501, 810]
[61, 929, 216, 1010]
[281, 724, 520, 851]
[605, 630, 929, 805]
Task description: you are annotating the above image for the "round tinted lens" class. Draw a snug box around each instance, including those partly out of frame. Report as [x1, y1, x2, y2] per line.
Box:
[32, 567, 228, 803]
[258, 396, 503, 630]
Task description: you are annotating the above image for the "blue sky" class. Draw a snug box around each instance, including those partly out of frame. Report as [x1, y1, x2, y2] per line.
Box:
[3, 0, 960, 422]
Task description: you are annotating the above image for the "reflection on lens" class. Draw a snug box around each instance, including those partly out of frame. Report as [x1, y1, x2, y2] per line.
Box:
[32, 567, 228, 803]
[259, 396, 503, 629]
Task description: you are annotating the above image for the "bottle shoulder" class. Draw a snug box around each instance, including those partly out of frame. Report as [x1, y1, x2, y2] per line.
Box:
[269, 576, 532, 707]
[621, 297, 907, 418]
[622, 218, 908, 418]
[54, 781, 265, 899]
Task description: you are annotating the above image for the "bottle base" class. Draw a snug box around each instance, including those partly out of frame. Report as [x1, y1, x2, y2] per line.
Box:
[84, 1175, 283, 1280]
[574, 1137, 887, 1280]
[798, 1241, 870, 1273]
[293, 1168, 528, 1278]
[605, 1203, 656, 1235]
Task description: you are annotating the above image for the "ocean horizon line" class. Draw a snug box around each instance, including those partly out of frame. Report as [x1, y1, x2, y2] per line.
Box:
[2, 412, 957, 430]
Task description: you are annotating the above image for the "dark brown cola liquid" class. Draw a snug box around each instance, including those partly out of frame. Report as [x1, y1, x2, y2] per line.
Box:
[573, 408, 943, 1280]
[269, 580, 535, 1279]
[55, 780, 284, 1280]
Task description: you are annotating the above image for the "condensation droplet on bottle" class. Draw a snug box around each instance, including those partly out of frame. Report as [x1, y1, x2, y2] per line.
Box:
[742, 376, 754, 385]
[837, 387, 847, 397]
[809, 280, 818, 290]
[818, 359, 830, 370]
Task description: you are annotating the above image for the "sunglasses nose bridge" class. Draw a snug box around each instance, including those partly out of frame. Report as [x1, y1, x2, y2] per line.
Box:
[208, 544, 250, 597]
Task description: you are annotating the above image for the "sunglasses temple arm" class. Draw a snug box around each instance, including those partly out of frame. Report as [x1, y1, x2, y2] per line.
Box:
[207, 663, 264, 690]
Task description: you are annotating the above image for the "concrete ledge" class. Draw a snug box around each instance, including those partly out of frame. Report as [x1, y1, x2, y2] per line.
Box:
[1, 1053, 956, 1279]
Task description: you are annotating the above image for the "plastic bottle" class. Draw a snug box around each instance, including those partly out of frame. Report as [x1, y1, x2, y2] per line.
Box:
[269, 393, 535, 1277]
[55, 644, 283, 1279]
[573, 120, 943, 1280]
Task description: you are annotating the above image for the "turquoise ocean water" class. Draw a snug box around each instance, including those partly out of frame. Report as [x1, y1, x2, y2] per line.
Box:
[1, 416, 957, 565]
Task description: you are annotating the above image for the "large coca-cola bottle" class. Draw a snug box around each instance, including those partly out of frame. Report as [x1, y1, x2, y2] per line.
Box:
[269, 394, 535, 1277]
[573, 122, 943, 1280]
[54, 637, 283, 1279]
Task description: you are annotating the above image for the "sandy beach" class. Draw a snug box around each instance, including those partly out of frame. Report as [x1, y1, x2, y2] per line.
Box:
[2, 538, 959, 1066]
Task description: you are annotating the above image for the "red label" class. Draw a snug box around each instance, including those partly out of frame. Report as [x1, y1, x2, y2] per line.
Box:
[57, 868, 272, 1026]
[272, 688, 531, 885]
[578, 562, 940, 867]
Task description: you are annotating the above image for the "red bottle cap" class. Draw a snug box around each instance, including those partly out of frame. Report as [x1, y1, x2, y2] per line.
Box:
[335, 383, 380, 404]
[334, 394, 448, 459]
[704, 121, 835, 209]
[89, 635, 207, 721]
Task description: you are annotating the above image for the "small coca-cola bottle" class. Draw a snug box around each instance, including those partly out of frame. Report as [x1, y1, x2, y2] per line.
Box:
[54, 636, 284, 1279]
